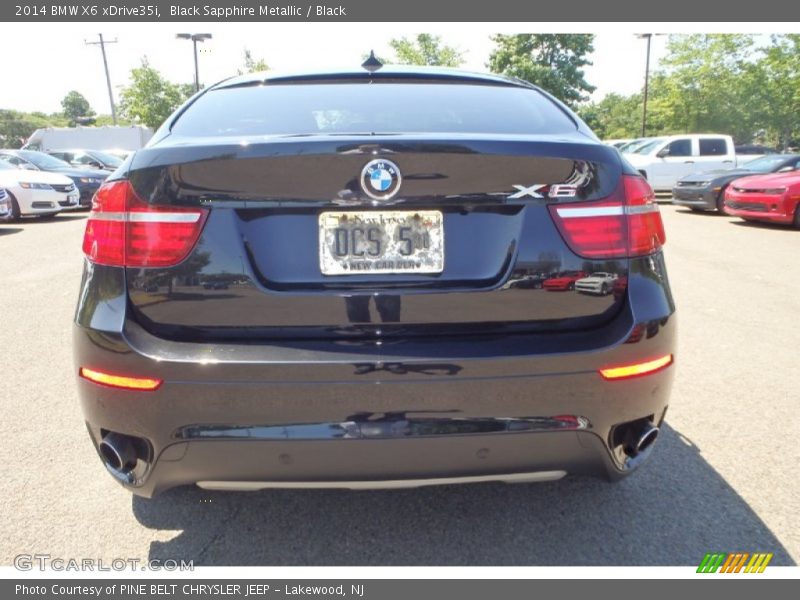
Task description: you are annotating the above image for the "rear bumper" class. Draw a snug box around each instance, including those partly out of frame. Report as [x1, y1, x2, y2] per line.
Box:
[74, 256, 677, 497]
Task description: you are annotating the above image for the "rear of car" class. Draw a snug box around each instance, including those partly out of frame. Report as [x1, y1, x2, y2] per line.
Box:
[724, 172, 800, 226]
[73, 68, 676, 497]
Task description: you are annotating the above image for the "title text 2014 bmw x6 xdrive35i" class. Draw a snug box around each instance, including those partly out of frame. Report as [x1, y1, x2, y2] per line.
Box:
[74, 65, 676, 497]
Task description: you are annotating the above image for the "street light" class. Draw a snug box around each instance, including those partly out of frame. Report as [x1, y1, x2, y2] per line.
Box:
[635, 33, 665, 138]
[176, 33, 212, 92]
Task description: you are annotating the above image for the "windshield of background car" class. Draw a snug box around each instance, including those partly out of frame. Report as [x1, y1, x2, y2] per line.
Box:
[90, 150, 123, 167]
[742, 155, 797, 172]
[171, 82, 579, 136]
[17, 150, 71, 169]
[631, 138, 666, 155]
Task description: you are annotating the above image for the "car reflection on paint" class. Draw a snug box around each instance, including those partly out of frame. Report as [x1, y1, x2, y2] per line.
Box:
[542, 270, 587, 291]
[575, 272, 618, 296]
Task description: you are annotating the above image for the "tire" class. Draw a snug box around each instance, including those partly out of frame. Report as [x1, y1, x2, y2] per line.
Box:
[716, 188, 728, 213]
[601, 283, 610, 295]
[793, 204, 800, 229]
[7, 193, 21, 221]
[568, 282, 575, 291]
[688, 207, 704, 212]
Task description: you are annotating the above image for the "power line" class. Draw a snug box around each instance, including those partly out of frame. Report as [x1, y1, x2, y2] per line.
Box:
[85, 34, 118, 125]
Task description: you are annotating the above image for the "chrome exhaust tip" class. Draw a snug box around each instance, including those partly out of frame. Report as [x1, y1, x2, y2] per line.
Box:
[99, 432, 138, 473]
[621, 420, 660, 458]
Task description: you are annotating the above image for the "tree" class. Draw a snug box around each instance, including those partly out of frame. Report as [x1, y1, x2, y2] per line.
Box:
[238, 48, 269, 74]
[488, 34, 596, 107]
[61, 91, 94, 125]
[648, 34, 758, 142]
[578, 93, 644, 139]
[753, 35, 800, 150]
[118, 57, 189, 130]
[0, 109, 69, 148]
[388, 34, 464, 67]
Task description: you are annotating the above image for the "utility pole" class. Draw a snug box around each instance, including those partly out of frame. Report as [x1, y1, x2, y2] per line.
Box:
[85, 34, 118, 125]
[637, 34, 652, 138]
[636, 33, 665, 138]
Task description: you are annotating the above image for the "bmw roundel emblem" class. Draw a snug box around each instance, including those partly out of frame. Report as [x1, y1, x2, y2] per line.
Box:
[360, 159, 402, 200]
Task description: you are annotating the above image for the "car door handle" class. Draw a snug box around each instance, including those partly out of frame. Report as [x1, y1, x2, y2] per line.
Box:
[684, 160, 694, 164]
[722, 160, 734, 163]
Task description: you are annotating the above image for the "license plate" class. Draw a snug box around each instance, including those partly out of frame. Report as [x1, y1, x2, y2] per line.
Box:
[319, 210, 444, 275]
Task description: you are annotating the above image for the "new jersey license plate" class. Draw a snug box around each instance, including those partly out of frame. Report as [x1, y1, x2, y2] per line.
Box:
[319, 210, 444, 275]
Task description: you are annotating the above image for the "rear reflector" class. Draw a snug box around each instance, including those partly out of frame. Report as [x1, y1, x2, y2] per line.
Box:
[599, 354, 673, 380]
[79, 367, 162, 391]
[82, 180, 208, 267]
[549, 175, 666, 259]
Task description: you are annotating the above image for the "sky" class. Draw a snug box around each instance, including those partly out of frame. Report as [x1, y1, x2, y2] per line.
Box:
[0, 23, 675, 114]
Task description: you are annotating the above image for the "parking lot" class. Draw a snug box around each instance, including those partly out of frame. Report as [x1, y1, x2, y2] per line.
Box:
[1, 204, 797, 566]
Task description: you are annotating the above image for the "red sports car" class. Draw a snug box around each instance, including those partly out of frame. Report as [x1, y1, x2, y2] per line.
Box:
[543, 270, 587, 291]
[724, 171, 800, 227]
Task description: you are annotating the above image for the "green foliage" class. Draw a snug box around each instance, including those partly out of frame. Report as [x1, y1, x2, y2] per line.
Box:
[753, 35, 800, 150]
[0, 109, 68, 148]
[487, 34, 596, 107]
[387, 34, 464, 67]
[61, 91, 94, 125]
[583, 34, 800, 147]
[578, 93, 644, 140]
[238, 48, 269, 75]
[118, 57, 190, 130]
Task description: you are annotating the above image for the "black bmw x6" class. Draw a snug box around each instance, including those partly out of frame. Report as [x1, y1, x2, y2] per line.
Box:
[74, 66, 676, 497]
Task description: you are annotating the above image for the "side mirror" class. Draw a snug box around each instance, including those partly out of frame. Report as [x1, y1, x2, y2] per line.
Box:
[656, 147, 670, 158]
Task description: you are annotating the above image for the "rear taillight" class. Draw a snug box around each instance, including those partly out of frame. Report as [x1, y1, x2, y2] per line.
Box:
[599, 354, 673, 380]
[548, 175, 666, 259]
[79, 367, 162, 391]
[82, 180, 208, 267]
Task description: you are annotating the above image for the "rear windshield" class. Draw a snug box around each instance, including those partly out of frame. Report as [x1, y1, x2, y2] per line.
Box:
[171, 82, 577, 137]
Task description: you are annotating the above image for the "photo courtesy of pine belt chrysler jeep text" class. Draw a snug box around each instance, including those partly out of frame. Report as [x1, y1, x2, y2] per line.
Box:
[74, 63, 676, 497]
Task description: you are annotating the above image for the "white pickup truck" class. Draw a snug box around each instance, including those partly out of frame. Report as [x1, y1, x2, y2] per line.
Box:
[624, 134, 758, 191]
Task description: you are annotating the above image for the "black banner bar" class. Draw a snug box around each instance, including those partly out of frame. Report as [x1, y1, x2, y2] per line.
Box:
[4, 579, 798, 600]
[3, 0, 800, 22]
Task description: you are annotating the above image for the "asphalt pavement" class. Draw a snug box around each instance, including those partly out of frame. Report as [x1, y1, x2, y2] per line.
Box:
[1, 205, 797, 566]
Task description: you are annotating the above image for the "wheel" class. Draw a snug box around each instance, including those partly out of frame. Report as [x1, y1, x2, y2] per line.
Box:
[716, 188, 728, 213]
[7, 193, 21, 221]
[568, 282, 575, 291]
[793, 204, 800, 229]
[601, 283, 610, 295]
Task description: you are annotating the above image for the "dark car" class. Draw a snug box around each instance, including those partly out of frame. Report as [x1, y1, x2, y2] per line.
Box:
[47, 149, 124, 171]
[672, 154, 800, 212]
[0, 149, 110, 207]
[74, 65, 676, 497]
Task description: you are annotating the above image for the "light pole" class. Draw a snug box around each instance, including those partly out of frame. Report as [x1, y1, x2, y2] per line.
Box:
[636, 33, 664, 138]
[176, 33, 212, 92]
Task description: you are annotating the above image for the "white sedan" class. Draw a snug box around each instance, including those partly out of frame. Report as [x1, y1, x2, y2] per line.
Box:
[0, 188, 10, 219]
[575, 272, 618, 295]
[0, 160, 79, 219]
